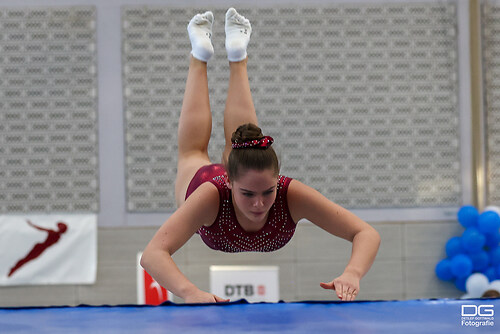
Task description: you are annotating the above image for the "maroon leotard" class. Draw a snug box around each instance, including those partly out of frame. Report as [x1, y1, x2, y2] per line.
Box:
[185, 164, 296, 253]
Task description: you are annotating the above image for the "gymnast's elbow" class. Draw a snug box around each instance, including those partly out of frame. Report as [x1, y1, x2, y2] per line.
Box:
[140, 244, 161, 271]
[140, 247, 152, 271]
[356, 224, 381, 247]
[140, 242, 174, 271]
[367, 225, 381, 248]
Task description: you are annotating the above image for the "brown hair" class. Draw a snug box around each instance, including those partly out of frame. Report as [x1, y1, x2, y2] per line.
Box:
[482, 289, 500, 298]
[226, 123, 280, 181]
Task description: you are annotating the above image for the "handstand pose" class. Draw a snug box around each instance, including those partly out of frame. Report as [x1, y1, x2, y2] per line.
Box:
[141, 8, 380, 303]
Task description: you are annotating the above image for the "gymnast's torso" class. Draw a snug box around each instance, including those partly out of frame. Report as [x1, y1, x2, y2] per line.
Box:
[185, 164, 296, 252]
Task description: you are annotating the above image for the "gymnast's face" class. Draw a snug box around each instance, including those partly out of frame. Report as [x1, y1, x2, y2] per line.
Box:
[227, 168, 278, 224]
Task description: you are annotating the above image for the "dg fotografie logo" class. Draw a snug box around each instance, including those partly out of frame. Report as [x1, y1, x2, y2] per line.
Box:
[461, 304, 495, 327]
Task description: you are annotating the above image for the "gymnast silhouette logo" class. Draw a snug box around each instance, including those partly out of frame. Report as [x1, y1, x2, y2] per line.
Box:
[8, 220, 68, 277]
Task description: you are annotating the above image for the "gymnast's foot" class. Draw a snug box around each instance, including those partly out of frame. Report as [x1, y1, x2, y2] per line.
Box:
[225, 8, 252, 62]
[187, 11, 214, 62]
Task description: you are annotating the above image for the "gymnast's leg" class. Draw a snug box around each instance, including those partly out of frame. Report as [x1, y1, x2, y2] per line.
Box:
[174, 11, 214, 207]
[222, 8, 257, 164]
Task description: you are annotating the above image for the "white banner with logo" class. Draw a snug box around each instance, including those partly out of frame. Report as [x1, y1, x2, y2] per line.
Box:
[0, 215, 97, 285]
[210, 265, 279, 302]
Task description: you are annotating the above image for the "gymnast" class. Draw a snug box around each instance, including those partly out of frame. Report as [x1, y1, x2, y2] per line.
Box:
[141, 8, 381, 303]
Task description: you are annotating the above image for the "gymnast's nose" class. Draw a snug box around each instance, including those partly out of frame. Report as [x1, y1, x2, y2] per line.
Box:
[253, 196, 264, 208]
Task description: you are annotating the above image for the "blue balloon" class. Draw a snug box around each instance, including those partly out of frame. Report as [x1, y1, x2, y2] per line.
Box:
[451, 254, 473, 278]
[455, 275, 467, 292]
[483, 267, 497, 282]
[485, 232, 500, 250]
[458, 205, 479, 228]
[435, 259, 454, 281]
[461, 227, 486, 253]
[490, 248, 500, 266]
[478, 211, 500, 234]
[445, 237, 463, 257]
[470, 251, 490, 272]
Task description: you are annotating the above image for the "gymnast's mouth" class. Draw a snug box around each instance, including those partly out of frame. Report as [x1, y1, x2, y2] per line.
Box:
[251, 211, 265, 215]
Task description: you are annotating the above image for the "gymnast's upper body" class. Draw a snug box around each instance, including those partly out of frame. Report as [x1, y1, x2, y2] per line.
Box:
[141, 124, 381, 304]
[187, 163, 296, 253]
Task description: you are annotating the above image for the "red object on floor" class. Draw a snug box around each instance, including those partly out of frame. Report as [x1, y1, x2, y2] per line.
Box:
[143, 270, 169, 305]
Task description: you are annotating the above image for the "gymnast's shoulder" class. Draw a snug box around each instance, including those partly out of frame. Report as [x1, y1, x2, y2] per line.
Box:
[286, 179, 336, 223]
[179, 181, 220, 228]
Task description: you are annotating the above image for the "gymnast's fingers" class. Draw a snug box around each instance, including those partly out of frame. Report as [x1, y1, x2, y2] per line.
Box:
[213, 295, 230, 303]
[351, 290, 358, 301]
[334, 282, 344, 300]
[319, 281, 335, 290]
[343, 286, 350, 301]
[345, 289, 357, 301]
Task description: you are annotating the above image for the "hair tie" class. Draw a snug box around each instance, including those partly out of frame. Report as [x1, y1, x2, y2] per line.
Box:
[231, 136, 274, 149]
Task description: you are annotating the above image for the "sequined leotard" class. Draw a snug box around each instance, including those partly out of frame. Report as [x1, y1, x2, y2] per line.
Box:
[185, 164, 296, 253]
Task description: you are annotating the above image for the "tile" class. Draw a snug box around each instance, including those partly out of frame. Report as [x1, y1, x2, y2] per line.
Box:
[296, 223, 352, 261]
[77, 265, 137, 305]
[404, 221, 463, 260]
[98, 227, 154, 266]
[0, 285, 77, 307]
[99, 227, 187, 266]
[360, 260, 404, 296]
[274, 262, 297, 301]
[296, 221, 400, 261]
[372, 223, 403, 260]
[405, 259, 462, 300]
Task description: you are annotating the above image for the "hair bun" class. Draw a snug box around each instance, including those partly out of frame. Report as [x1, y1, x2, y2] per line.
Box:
[231, 123, 264, 144]
[226, 123, 280, 180]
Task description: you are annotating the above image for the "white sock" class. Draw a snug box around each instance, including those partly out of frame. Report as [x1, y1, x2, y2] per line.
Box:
[225, 8, 252, 62]
[187, 11, 214, 62]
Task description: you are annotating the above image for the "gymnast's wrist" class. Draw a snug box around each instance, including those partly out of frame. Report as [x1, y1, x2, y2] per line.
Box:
[178, 283, 200, 300]
[343, 266, 363, 279]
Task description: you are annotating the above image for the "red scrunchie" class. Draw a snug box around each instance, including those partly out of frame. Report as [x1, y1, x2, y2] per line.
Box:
[231, 136, 274, 149]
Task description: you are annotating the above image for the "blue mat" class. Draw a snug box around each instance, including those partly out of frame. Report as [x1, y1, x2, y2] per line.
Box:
[1, 298, 499, 333]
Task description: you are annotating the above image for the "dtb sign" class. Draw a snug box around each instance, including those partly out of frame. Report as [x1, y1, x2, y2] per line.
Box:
[210, 266, 279, 303]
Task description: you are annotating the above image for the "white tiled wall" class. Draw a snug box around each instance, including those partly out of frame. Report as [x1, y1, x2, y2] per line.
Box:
[0, 222, 464, 307]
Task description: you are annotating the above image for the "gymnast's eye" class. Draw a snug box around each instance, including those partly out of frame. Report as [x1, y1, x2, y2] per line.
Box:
[243, 193, 254, 197]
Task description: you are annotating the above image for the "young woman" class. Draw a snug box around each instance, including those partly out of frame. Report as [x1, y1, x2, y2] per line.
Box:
[141, 8, 381, 304]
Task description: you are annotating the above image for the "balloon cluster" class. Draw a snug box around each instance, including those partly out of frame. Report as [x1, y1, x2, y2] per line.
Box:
[435, 205, 500, 298]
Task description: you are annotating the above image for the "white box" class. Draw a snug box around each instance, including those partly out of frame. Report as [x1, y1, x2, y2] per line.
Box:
[210, 265, 279, 303]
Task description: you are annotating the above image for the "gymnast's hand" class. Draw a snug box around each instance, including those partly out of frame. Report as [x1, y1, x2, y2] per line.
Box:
[184, 289, 230, 304]
[320, 271, 360, 302]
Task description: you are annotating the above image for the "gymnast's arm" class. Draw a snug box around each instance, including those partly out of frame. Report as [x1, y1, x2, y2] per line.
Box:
[140, 182, 227, 303]
[287, 179, 381, 301]
[26, 220, 51, 232]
